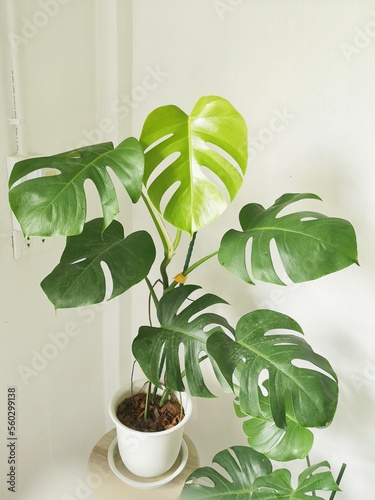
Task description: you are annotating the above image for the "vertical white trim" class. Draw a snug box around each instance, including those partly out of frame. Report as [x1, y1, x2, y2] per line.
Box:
[95, 0, 122, 427]
[111, 0, 135, 389]
[95, 0, 134, 427]
[4, 0, 27, 155]
[94, 0, 120, 143]
[101, 299, 121, 428]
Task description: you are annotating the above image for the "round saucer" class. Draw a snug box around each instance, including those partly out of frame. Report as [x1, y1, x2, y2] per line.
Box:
[107, 436, 189, 489]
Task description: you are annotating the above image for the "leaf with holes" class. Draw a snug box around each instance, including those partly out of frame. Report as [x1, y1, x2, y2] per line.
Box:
[234, 387, 314, 462]
[41, 218, 155, 308]
[8, 138, 144, 237]
[218, 193, 358, 285]
[132, 285, 234, 397]
[140, 95, 248, 234]
[252, 462, 340, 499]
[181, 446, 272, 499]
[181, 446, 339, 499]
[207, 309, 338, 429]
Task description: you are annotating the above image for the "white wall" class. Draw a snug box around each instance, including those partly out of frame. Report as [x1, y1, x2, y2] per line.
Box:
[0, 1, 133, 499]
[131, 1, 375, 498]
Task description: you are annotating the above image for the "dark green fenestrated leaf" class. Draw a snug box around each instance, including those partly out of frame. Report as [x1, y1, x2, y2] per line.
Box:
[9, 138, 144, 237]
[218, 193, 358, 285]
[181, 446, 339, 499]
[41, 218, 155, 308]
[207, 309, 338, 430]
[181, 446, 272, 499]
[140, 95, 248, 234]
[132, 285, 234, 397]
[252, 462, 340, 499]
[234, 385, 314, 462]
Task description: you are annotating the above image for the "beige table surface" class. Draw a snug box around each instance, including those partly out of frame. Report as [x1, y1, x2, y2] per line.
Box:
[88, 429, 199, 499]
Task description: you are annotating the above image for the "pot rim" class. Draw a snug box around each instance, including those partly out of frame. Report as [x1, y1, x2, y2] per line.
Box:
[108, 381, 193, 436]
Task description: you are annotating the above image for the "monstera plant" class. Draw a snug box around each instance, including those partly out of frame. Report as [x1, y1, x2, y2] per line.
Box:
[8, 96, 357, 498]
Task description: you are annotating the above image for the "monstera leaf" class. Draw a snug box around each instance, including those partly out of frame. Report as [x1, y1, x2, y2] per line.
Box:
[252, 462, 340, 499]
[207, 309, 338, 429]
[181, 447, 272, 499]
[234, 389, 314, 462]
[41, 218, 155, 308]
[132, 285, 233, 397]
[218, 193, 358, 285]
[8, 138, 144, 237]
[140, 95, 248, 234]
[181, 446, 339, 499]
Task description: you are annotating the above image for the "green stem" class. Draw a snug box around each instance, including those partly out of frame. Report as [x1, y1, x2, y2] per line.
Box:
[146, 279, 163, 326]
[141, 192, 175, 289]
[185, 249, 218, 275]
[329, 463, 347, 500]
[159, 229, 182, 290]
[173, 229, 182, 252]
[164, 250, 219, 293]
[180, 355, 208, 380]
[160, 387, 171, 407]
[143, 381, 152, 422]
[182, 232, 197, 274]
[141, 192, 173, 259]
[158, 355, 208, 406]
[306, 455, 316, 497]
[155, 234, 197, 394]
[145, 277, 159, 309]
[160, 254, 171, 289]
[151, 349, 167, 403]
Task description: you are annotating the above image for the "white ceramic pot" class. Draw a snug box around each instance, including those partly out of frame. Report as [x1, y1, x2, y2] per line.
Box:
[109, 380, 192, 478]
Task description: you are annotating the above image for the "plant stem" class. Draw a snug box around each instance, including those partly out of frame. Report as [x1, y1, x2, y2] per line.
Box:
[151, 349, 167, 403]
[146, 279, 163, 326]
[160, 386, 171, 406]
[160, 254, 171, 289]
[143, 381, 152, 422]
[141, 191, 174, 260]
[159, 229, 182, 290]
[329, 463, 347, 500]
[158, 355, 208, 406]
[180, 355, 208, 380]
[182, 232, 197, 274]
[165, 250, 219, 293]
[145, 277, 159, 309]
[154, 235, 197, 398]
[184, 249, 218, 275]
[130, 360, 136, 394]
[173, 229, 182, 252]
[305, 455, 316, 497]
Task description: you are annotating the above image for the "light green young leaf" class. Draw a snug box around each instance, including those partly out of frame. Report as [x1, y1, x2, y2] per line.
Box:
[140, 95, 248, 234]
[234, 386, 314, 462]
